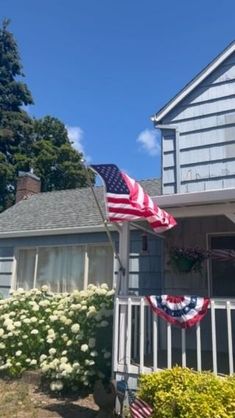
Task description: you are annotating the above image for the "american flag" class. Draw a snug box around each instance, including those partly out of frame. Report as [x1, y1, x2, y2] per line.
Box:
[90, 164, 176, 233]
[128, 388, 153, 418]
[207, 249, 235, 261]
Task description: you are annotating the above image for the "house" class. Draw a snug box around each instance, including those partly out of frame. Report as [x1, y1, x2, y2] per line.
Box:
[1, 40, 235, 383]
[114, 41, 235, 385]
[0, 171, 162, 298]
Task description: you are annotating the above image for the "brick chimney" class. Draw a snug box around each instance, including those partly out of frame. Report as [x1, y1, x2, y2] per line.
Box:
[16, 171, 41, 203]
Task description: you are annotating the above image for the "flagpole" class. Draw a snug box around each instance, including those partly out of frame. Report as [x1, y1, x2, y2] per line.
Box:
[82, 161, 125, 280]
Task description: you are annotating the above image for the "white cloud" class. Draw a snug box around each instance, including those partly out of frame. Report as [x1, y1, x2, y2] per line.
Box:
[66, 125, 91, 162]
[136, 129, 161, 156]
[66, 125, 84, 153]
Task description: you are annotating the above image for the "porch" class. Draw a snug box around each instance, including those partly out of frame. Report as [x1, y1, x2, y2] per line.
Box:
[112, 296, 235, 387]
[112, 189, 235, 386]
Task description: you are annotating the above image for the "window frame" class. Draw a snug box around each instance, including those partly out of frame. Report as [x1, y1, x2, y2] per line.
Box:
[13, 242, 115, 291]
[207, 232, 235, 299]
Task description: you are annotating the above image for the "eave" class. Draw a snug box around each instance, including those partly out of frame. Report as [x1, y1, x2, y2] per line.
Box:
[153, 188, 235, 222]
[0, 224, 117, 239]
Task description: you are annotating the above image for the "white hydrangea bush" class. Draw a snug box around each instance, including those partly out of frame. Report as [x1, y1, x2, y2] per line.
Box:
[0, 284, 114, 393]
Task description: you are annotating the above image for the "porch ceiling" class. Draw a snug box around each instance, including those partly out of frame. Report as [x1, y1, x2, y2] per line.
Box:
[152, 188, 235, 221]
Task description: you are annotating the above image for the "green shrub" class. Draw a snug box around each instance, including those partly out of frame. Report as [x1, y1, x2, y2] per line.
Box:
[0, 284, 114, 393]
[138, 366, 235, 418]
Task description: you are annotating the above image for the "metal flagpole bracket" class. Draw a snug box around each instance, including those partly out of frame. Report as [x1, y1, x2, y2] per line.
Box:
[130, 221, 166, 239]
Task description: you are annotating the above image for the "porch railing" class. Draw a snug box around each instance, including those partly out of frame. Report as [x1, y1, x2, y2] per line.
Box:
[113, 297, 235, 378]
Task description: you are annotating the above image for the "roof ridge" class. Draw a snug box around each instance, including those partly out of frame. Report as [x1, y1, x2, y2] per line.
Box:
[21, 177, 161, 198]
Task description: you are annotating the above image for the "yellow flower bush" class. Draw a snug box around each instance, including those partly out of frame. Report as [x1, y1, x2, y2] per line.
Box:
[0, 284, 114, 393]
[138, 367, 235, 418]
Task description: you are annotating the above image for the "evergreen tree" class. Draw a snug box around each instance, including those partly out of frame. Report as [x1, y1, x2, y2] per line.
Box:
[0, 19, 34, 210]
[0, 21, 94, 212]
[32, 116, 94, 192]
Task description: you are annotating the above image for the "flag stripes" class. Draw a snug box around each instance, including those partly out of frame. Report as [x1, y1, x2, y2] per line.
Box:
[91, 164, 176, 233]
[128, 389, 153, 418]
[208, 249, 235, 261]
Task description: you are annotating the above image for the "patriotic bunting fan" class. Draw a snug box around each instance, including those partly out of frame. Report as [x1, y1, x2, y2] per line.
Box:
[146, 295, 210, 328]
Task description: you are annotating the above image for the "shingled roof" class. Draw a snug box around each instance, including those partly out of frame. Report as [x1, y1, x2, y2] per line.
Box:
[0, 179, 161, 236]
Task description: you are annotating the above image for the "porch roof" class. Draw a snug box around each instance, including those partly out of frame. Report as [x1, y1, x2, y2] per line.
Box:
[153, 188, 235, 221]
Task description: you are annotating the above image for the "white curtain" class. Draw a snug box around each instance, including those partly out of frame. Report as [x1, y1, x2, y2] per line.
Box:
[36, 246, 85, 292]
[87, 245, 113, 288]
[17, 249, 36, 290]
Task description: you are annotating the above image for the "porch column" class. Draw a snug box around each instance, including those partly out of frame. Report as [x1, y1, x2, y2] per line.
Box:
[118, 222, 130, 295]
[117, 223, 130, 369]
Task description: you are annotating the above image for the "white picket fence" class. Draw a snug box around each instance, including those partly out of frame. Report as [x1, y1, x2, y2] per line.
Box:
[112, 297, 235, 380]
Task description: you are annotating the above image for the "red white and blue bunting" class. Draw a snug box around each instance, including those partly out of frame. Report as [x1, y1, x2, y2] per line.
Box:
[146, 295, 210, 329]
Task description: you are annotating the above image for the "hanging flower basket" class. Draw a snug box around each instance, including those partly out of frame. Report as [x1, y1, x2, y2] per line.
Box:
[169, 247, 207, 274]
[174, 257, 197, 273]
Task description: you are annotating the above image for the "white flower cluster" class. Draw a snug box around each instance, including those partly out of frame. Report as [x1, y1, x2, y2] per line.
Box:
[0, 284, 114, 392]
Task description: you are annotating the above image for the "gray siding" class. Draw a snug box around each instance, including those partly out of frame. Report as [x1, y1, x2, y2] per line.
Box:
[0, 232, 118, 248]
[160, 52, 235, 194]
[0, 247, 14, 298]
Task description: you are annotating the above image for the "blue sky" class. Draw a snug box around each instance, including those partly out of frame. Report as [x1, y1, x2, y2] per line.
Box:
[1, 0, 235, 180]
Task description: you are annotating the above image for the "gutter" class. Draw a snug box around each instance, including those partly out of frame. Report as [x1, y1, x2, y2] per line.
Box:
[0, 224, 118, 239]
[152, 188, 235, 208]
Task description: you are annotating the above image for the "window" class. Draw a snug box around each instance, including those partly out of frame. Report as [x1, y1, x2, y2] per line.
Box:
[87, 246, 114, 287]
[209, 235, 235, 298]
[16, 244, 114, 292]
[36, 246, 85, 292]
[17, 248, 36, 290]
